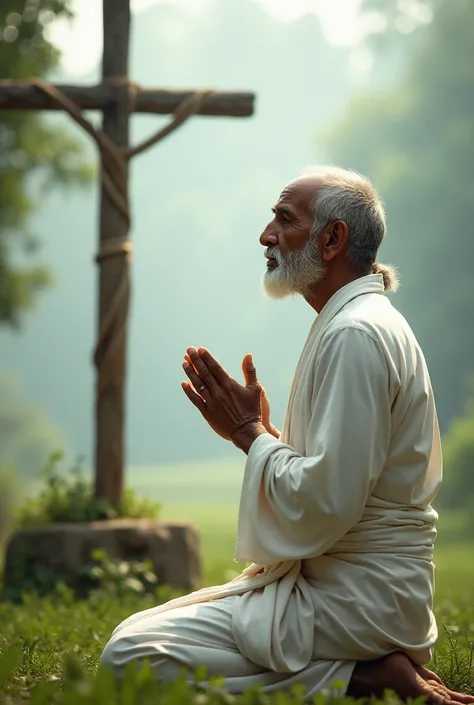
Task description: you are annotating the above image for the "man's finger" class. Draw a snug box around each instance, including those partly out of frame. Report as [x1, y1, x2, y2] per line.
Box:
[197, 347, 232, 386]
[186, 347, 219, 391]
[181, 381, 206, 413]
[242, 353, 258, 386]
[183, 362, 207, 397]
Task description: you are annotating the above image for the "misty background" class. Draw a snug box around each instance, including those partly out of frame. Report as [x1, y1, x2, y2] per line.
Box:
[1, 0, 473, 516]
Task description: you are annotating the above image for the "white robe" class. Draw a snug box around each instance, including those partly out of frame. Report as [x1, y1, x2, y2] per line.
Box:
[101, 274, 442, 695]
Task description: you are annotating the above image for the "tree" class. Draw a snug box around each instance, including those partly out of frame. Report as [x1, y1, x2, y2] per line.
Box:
[0, 0, 92, 328]
[320, 0, 474, 430]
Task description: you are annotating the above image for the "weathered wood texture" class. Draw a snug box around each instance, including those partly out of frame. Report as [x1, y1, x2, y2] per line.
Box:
[0, 82, 255, 117]
[94, 0, 131, 504]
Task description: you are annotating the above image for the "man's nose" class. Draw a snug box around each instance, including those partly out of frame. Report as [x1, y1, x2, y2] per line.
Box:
[259, 224, 278, 247]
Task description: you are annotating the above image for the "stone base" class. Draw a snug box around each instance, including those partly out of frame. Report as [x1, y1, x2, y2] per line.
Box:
[3, 519, 202, 595]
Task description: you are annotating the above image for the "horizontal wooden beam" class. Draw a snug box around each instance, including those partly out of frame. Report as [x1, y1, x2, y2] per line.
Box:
[0, 81, 255, 117]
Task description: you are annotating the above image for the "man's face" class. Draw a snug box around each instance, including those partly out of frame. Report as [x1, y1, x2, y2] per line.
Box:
[260, 177, 327, 299]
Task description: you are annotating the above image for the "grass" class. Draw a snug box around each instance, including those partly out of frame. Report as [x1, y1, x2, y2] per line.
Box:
[0, 546, 472, 704]
[0, 457, 472, 703]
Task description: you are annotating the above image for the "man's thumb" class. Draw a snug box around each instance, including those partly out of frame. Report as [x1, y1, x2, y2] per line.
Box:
[242, 353, 258, 386]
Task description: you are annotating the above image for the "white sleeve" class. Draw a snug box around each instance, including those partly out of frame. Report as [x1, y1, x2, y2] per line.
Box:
[235, 326, 391, 565]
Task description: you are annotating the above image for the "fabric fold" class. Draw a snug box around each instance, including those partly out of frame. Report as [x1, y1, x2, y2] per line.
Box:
[232, 560, 315, 673]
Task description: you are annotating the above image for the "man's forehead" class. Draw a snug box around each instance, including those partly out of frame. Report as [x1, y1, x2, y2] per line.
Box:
[277, 176, 321, 208]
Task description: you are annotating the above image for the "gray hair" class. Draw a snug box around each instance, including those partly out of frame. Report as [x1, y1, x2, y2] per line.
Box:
[302, 166, 399, 292]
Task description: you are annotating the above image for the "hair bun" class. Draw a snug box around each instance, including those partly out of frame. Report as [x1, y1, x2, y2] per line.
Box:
[372, 263, 399, 292]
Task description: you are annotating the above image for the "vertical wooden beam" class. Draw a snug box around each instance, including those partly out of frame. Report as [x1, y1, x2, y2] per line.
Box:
[94, 0, 131, 504]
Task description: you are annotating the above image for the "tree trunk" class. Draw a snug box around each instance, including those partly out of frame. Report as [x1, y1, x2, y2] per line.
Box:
[94, 0, 131, 504]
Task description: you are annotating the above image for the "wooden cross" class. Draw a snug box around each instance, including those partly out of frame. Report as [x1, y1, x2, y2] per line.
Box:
[0, 0, 255, 506]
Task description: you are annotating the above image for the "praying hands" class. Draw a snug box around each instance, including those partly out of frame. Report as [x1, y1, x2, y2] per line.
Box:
[181, 347, 276, 452]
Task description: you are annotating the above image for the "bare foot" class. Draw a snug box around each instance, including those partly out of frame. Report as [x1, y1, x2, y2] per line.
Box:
[347, 652, 474, 704]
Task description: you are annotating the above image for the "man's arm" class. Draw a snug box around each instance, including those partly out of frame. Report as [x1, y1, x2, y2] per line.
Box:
[235, 326, 392, 564]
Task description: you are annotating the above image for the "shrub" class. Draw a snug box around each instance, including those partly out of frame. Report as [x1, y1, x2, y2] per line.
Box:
[15, 451, 161, 526]
[79, 549, 160, 598]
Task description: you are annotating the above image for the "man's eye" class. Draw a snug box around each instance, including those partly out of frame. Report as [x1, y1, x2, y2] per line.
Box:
[272, 209, 290, 224]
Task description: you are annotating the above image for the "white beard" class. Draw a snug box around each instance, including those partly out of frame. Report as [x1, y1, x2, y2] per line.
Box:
[262, 233, 327, 299]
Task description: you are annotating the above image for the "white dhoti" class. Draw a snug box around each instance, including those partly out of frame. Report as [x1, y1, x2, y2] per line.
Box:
[102, 596, 354, 696]
[101, 275, 442, 696]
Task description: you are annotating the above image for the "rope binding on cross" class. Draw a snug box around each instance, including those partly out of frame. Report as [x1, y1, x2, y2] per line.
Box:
[22, 77, 213, 397]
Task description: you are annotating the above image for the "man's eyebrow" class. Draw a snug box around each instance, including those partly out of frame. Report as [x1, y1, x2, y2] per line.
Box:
[272, 205, 294, 217]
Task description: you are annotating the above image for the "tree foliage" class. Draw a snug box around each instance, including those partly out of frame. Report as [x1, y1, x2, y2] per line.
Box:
[0, 0, 92, 328]
[321, 0, 474, 430]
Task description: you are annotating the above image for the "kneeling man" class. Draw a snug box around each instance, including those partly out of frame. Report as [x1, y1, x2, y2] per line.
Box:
[101, 167, 473, 704]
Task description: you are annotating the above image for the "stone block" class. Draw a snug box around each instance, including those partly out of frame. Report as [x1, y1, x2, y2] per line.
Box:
[2, 519, 202, 594]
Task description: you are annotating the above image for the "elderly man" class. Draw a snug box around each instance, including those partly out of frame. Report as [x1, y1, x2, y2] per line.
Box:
[101, 167, 473, 704]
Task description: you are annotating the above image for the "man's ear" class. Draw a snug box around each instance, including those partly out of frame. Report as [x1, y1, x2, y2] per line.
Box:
[321, 220, 349, 261]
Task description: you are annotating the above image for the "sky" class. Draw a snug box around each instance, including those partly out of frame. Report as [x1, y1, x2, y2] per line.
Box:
[48, 0, 364, 76]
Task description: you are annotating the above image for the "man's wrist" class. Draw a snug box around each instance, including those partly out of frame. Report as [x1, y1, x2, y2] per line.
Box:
[231, 420, 268, 454]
